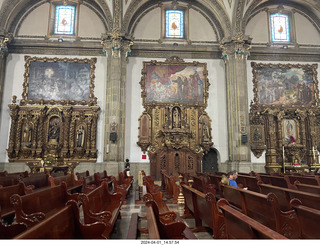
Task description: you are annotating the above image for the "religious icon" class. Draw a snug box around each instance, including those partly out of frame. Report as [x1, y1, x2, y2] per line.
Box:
[76, 125, 85, 147]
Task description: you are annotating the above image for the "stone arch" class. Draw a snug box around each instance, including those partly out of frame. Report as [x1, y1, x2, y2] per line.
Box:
[240, 0, 320, 35]
[0, 0, 113, 35]
[122, 0, 232, 41]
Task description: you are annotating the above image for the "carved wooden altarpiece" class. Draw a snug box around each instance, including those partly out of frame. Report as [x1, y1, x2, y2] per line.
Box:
[137, 57, 213, 180]
[7, 56, 100, 173]
[250, 62, 320, 173]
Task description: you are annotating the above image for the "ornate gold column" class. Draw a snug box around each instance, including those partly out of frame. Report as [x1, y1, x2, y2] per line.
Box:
[220, 33, 252, 162]
[101, 0, 133, 161]
[0, 33, 13, 123]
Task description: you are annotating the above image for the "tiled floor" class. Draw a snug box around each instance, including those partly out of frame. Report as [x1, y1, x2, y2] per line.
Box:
[109, 180, 213, 240]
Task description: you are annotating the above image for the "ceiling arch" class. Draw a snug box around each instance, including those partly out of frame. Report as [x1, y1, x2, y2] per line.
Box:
[0, 0, 113, 35]
[122, 0, 232, 41]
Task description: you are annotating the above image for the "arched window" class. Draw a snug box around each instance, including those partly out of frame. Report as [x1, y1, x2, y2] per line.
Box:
[54, 5, 76, 35]
[48, 0, 79, 38]
[165, 10, 184, 39]
[268, 6, 295, 45]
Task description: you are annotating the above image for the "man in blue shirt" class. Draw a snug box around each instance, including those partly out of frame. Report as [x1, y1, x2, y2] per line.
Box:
[228, 170, 238, 187]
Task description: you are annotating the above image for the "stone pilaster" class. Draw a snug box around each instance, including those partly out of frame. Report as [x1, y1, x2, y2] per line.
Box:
[101, 1, 133, 161]
[220, 33, 252, 162]
[0, 33, 13, 125]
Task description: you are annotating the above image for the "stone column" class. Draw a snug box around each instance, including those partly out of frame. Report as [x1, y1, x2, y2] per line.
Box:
[0, 33, 13, 124]
[101, 0, 133, 162]
[220, 33, 252, 163]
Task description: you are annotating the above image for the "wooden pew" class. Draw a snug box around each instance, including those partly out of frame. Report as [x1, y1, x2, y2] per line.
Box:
[294, 181, 320, 194]
[256, 174, 296, 189]
[180, 182, 226, 238]
[0, 219, 27, 239]
[76, 170, 89, 181]
[290, 198, 320, 239]
[10, 182, 77, 228]
[258, 182, 320, 211]
[0, 175, 21, 187]
[78, 180, 122, 238]
[217, 198, 288, 239]
[190, 174, 215, 194]
[220, 184, 300, 238]
[145, 200, 197, 239]
[236, 174, 260, 192]
[285, 174, 320, 186]
[162, 172, 179, 203]
[109, 175, 129, 203]
[20, 172, 51, 191]
[14, 200, 107, 239]
[207, 173, 223, 197]
[79, 173, 97, 194]
[0, 181, 32, 224]
[48, 173, 83, 193]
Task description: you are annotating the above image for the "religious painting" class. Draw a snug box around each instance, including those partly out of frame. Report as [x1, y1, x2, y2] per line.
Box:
[283, 119, 297, 144]
[250, 125, 265, 143]
[141, 56, 209, 106]
[22, 56, 97, 105]
[251, 62, 319, 107]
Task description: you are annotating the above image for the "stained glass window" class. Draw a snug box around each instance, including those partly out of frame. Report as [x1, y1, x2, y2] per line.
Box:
[270, 13, 290, 43]
[165, 10, 184, 39]
[54, 5, 75, 35]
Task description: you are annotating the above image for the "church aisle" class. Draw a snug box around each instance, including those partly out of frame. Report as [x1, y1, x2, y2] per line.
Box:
[109, 180, 213, 239]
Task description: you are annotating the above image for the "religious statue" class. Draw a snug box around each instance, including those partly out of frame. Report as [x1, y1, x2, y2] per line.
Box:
[22, 124, 32, 148]
[172, 107, 181, 128]
[48, 117, 60, 143]
[76, 125, 85, 147]
[202, 121, 210, 142]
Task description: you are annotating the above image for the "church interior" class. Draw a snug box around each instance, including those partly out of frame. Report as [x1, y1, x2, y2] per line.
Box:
[1, 0, 320, 240]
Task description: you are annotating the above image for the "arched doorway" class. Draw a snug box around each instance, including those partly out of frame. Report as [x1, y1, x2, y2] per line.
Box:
[202, 148, 218, 174]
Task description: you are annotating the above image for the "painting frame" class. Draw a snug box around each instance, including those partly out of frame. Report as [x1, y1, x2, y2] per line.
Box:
[140, 56, 209, 107]
[251, 62, 319, 107]
[21, 56, 97, 106]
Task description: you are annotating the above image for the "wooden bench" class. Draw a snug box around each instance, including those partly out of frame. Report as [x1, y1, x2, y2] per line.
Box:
[78, 180, 122, 238]
[0, 174, 21, 187]
[162, 172, 179, 203]
[258, 182, 320, 211]
[290, 198, 320, 239]
[0, 181, 33, 224]
[145, 200, 197, 239]
[76, 170, 89, 181]
[217, 198, 288, 239]
[220, 184, 300, 238]
[10, 182, 77, 228]
[207, 173, 223, 197]
[256, 174, 295, 189]
[180, 182, 225, 238]
[190, 174, 215, 194]
[48, 173, 83, 193]
[80, 174, 97, 194]
[0, 219, 27, 239]
[236, 174, 260, 192]
[285, 174, 320, 186]
[14, 200, 107, 239]
[294, 181, 320, 194]
[20, 172, 51, 191]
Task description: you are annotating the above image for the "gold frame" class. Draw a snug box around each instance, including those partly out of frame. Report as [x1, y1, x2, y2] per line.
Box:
[140, 56, 209, 108]
[21, 56, 97, 106]
[251, 62, 319, 107]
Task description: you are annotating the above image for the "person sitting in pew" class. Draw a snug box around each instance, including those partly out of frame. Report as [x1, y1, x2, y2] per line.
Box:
[227, 170, 238, 187]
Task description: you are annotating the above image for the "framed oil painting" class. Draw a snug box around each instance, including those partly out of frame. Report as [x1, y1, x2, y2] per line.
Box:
[21, 56, 97, 105]
[251, 62, 319, 107]
[283, 119, 297, 143]
[140, 57, 209, 106]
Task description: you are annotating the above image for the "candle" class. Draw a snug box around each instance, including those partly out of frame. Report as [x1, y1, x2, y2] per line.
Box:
[313, 146, 316, 160]
[283, 146, 285, 173]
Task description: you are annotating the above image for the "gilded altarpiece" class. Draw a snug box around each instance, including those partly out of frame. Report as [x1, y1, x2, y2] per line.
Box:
[250, 62, 320, 173]
[137, 57, 213, 180]
[7, 56, 100, 173]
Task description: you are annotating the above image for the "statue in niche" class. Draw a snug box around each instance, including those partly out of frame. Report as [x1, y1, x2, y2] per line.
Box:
[202, 122, 210, 142]
[76, 125, 85, 147]
[253, 128, 262, 141]
[48, 117, 60, 143]
[172, 107, 181, 128]
[22, 124, 32, 148]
